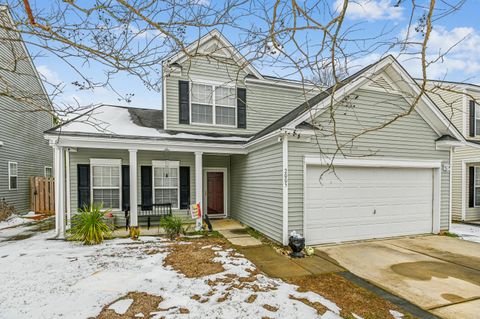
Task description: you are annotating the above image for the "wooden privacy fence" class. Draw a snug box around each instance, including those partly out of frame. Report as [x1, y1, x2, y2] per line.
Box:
[30, 176, 55, 215]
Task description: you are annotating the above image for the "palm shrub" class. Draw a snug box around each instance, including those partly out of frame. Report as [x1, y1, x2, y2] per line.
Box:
[159, 216, 186, 240]
[68, 204, 112, 245]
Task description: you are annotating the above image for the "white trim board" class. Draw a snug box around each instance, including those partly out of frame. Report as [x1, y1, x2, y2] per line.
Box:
[304, 156, 442, 168]
[203, 167, 228, 219]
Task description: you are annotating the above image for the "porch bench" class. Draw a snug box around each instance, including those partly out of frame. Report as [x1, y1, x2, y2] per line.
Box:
[124, 203, 172, 230]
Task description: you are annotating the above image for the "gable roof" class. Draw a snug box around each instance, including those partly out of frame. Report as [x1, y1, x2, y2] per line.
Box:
[164, 29, 263, 79]
[249, 55, 465, 144]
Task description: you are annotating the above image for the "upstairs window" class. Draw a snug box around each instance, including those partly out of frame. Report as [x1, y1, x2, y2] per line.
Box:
[8, 162, 18, 190]
[191, 83, 236, 126]
[44, 166, 53, 177]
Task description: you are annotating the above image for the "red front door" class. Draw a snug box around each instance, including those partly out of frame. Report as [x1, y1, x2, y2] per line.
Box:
[207, 172, 224, 215]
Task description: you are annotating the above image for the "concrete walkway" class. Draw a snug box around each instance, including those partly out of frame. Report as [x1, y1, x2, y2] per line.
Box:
[211, 219, 343, 278]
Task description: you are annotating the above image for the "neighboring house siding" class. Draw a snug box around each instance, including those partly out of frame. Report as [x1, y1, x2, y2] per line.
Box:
[451, 145, 480, 221]
[288, 89, 451, 234]
[68, 148, 229, 224]
[165, 55, 315, 134]
[0, 10, 53, 212]
[230, 141, 283, 242]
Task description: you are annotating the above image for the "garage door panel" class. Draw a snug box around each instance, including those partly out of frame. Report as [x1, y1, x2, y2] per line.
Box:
[305, 165, 433, 245]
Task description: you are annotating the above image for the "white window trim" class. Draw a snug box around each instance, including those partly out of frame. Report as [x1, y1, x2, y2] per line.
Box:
[44, 166, 53, 177]
[474, 166, 480, 207]
[189, 81, 237, 127]
[89, 159, 122, 210]
[475, 103, 480, 136]
[152, 160, 180, 209]
[8, 161, 18, 190]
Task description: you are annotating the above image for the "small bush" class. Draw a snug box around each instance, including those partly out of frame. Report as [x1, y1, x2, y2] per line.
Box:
[68, 204, 112, 245]
[160, 216, 187, 240]
[0, 199, 15, 222]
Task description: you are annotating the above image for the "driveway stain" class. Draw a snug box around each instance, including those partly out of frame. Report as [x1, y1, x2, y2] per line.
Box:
[391, 261, 480, 286]
[440, 293, 465, 303]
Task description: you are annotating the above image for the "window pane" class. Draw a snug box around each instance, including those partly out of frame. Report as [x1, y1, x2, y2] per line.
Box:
[216, 106, 235, 126]
[476, 187, 480, 206]
[476, 119, 480, 135]
[10, 176, 17, 189]
[154, 189, 178, 208]
[93, 189, 120, 209]
[215, 86, 236, 107]
[9, 163, 17, 176]
[92, 165, 119, 187]
[475, 167, 480, 186]
[191, 83, 213, 105]
[154, 167, 178, 188]
[192, 104, 213, 124]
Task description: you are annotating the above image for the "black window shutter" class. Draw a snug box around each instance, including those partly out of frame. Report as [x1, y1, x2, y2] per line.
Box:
[180, 166, 190, 209]
[77, 164, 90, 209]
[179, 80, 190, 124]
[469, 100, 476, 137]
[237, 87, 247, 129]
[121, 165, 130, 211]
[141, 166, 153, 208]
[469, 166, 475, 207]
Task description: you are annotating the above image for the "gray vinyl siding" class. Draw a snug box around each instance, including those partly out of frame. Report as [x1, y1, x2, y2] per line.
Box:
[288, 89, 451, 235]
[165, 55, 315, 134]
[451, 145, 480, 221]
[425, 82, 465, 134]
[230, 141, 283, 242]
[68, 149, 230, 226]
[0, 10, 53, 212]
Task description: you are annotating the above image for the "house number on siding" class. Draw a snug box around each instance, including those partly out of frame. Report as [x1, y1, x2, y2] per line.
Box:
[284, 168, 288, 187]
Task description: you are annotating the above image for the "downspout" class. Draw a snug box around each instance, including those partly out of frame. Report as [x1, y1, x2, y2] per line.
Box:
[282, 134, 289, 246]
[449, 146, 453, 230]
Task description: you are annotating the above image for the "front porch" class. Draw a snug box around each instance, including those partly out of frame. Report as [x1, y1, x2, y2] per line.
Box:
[52, 143, 244, 237]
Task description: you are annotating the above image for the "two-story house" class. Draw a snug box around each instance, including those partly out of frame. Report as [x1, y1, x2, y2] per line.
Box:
[425, 80, 480, 223]
[45, 30, 464, 245]
[0, 6, 53, 213]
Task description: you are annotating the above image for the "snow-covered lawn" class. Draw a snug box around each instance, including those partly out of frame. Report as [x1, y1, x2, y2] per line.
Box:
[0, 231, 344, 319]
[450, 223, 480, 243]
[0, 215, 29, 230]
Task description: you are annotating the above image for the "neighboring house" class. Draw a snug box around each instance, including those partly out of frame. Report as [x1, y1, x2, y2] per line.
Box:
[45, 30, 464, 245]
[424, 80, 480, 223]
[0, 6, 53, 213]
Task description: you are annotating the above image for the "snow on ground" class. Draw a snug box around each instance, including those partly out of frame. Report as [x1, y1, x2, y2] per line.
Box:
[0, 231, 344, 319]
[450, 223, 480, 243]
[0, 215, 29, 230]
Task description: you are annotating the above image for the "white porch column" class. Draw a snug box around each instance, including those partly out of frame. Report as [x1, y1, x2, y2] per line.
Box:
[53, 145, 66, 239]
[129, 149, 138, 228]
[65, 148, 71, 229]
[195, 151, 203, 230]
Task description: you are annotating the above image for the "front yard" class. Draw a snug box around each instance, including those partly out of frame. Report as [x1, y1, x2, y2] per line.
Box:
[0, 229, 344, 319]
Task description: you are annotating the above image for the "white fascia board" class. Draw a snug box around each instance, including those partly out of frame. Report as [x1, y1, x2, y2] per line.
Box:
[304, 156, 442, 168]
[389, 63, 465, 143]
[436, 140, 465, 150]
[45, 134, 248, 154]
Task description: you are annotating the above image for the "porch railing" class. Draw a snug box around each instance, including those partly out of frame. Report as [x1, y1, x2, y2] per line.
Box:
[124, 203, 172, 230]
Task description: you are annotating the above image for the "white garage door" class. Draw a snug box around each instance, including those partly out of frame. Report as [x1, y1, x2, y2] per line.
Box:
[305, 165, 434, 245]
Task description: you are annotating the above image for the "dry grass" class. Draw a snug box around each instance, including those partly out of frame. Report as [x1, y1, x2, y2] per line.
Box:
[262, 304, 279, 312]
[287, 274, 417, 319]
[163, 238, 228, 278]
[289, 295, 327, 315]
[95, 291, 163, 319]
[246, 294, 257, 303]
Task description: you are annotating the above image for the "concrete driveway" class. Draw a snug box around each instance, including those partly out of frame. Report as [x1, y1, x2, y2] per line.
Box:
[315, 235, 480, 319]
